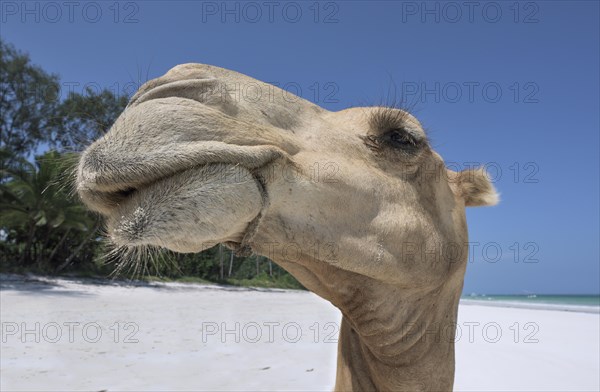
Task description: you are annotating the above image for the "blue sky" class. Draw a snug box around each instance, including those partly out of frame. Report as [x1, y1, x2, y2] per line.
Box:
[2, 1, 598, 294]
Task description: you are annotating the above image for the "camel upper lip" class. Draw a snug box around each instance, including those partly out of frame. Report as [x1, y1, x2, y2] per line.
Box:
[78, 142, 282, 190]
[77, 143, 283, 216]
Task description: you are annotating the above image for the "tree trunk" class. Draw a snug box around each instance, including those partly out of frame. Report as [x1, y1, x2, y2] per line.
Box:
[228, 250, 234, 277]
[37, 227, 54, 265]
[219, 244, 224, 280]
[56, 219, 100, 272]
[19, 222, 36, 265]
[48, 228, 71, 264]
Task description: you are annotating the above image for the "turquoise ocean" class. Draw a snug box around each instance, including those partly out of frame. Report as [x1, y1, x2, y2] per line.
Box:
[461, 294, 600, 313]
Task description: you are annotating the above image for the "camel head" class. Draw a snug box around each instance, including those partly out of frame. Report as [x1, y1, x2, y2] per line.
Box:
[77, 63, 498, 390]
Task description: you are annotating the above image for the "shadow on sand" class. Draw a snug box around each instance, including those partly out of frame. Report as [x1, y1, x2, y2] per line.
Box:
[0, 273, 297, 297]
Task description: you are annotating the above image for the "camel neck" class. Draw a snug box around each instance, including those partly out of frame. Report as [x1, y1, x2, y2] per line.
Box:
[333, 282, 462, 391]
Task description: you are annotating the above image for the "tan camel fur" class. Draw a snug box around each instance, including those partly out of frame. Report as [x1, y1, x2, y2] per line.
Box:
[77, 64, 498, 391]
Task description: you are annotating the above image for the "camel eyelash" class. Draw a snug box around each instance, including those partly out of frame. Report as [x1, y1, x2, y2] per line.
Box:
[365, 107, 428, 152]
[368, 106, 412, 134]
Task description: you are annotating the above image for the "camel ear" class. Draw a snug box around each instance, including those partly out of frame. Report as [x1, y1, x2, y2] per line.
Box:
[449, 168, 499, 207]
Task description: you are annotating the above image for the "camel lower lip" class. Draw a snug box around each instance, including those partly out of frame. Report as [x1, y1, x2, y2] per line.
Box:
[107, 163, 264, 253]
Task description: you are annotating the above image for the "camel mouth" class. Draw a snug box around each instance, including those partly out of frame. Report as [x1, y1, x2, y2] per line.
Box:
[102, 163, 265, 253]
[76, 72, 289, 253]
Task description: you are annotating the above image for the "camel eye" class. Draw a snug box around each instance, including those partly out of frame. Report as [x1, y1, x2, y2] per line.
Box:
[386, 128, 419, 149]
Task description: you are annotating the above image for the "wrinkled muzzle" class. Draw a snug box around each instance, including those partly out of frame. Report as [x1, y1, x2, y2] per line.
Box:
[76, 63, 313, 254]
[76, 96, 283, 253]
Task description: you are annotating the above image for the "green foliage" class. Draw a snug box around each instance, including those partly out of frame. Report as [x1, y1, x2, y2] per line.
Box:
[0, 39, 60, 161]
[228, 273, 305, 290]
[0, 149, 98, 270]
[115, 246, 305, 290]
[51, 87, 129, 151]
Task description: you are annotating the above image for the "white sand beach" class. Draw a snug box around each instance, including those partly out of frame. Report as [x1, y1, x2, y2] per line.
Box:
[1, 275, 599, 391]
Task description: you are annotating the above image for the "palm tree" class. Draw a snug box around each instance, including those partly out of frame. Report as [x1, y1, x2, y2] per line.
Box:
[0, 149, 96, 267]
